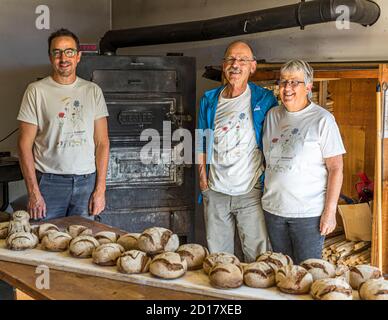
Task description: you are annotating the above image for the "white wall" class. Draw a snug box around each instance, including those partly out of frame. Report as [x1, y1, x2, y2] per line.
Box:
[0, 0, 111, 202]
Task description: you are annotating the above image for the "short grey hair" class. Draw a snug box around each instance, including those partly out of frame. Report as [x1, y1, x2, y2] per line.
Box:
[280, 59, 314, 98]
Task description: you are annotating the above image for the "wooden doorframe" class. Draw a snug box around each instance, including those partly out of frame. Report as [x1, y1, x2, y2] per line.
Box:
[372, 64, 388, 274]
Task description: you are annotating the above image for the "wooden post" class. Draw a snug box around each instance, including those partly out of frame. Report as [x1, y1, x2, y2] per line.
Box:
[372, 64, 388, 274]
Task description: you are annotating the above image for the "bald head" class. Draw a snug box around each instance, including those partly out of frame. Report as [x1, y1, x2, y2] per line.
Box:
[224, 40, 256, 60]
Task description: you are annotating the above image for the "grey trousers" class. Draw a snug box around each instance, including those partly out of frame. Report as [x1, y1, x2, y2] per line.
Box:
[202, 185, 270, 262]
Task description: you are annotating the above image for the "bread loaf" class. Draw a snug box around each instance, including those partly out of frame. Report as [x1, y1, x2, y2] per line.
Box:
[66, 225, 93, 238]
[149, 252, 187, 279]
[92, 243, 125, 266]
[311, 277, 353, 300]
[203, 252, 240, 275]
[209, 263, 243, 289]
[243, 262, 275, 288]
[177, 244, 209, 270]
[300, 258, 336, 281]
[359, 279, 388, 300]
[256, 251, 293, 272]
[138, 227, 179, 254]
[6, 232, 38, 250]
[349, 264, 383, 290]
[335, 265, 350, 283]
[275, 265, 313, 294]
[37, 223, 60, 240]
[117, 233, 140, 251]
[117, 250, 151, 274]
[95, 231, 119, 245]
[41, 231, 72, 252]
[69, 235, 99, 258]
[0, 222, 9, 239]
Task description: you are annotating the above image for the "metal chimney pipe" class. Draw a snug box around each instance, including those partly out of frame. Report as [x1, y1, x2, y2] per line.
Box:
[100, 0, 380, 55]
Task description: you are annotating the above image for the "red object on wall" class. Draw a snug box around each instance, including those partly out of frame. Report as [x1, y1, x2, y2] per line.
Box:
[355, 172, 374, 202]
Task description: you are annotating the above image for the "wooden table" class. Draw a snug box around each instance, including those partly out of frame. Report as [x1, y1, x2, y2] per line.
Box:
[0, 216, 217, 300]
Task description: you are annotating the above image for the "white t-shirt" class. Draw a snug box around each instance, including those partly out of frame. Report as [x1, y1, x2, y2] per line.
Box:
[262, 102, 346, 218]
[209, 86, 263, 195]
[17, 76, 109, 175]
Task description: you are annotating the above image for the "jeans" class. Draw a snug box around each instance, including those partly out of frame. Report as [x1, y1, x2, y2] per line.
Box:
[36, 171, 96, 220]
[202, 184, 270, 263]
[263, 211, 325, 264]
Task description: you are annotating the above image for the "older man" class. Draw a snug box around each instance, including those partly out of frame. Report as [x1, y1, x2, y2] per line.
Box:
[17, 28, 109, 220]
[197, 40, 277, 262]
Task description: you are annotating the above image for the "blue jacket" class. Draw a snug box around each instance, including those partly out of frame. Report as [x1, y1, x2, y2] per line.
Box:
[196, 82, 278, 202]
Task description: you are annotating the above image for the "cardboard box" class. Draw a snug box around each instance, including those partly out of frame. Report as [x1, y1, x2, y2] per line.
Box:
[338, 203, 372, 241]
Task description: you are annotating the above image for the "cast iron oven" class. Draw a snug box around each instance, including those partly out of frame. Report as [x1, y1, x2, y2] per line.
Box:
[77, 55, 196, 242]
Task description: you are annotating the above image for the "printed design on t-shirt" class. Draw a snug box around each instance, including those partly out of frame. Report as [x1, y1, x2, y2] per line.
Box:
[267, 127, 303, 172]
[57, 97, 87, 148]
[214, 111, 249, 165]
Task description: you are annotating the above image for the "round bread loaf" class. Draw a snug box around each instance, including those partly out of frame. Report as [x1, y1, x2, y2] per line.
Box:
[117, 233, 141, 251]
[0, 222, 9, 239]
[95, 231, 119, 245]
[6, 232, 38, 250]
[359, 279, 388, 300]
[300, 258, 336, 281]
[41, 231, 72, 252]
[256, 251, 293, 272]
[349, 264, 383, 290]
[149, 252, 187, 279]
[12, 210, 30, 221]
[203, 252, 240, 275]
[69, 235, 99, 258]
[66, 225, 93, 238]
[335, 265, 350, 283]
[37, 223, 60, 240]
[138, 227, 179, 254]
[209, 263, 243, 289]
[311, 277, 353, 300]
[276, 265, 313, 294]
[92, 243, 125, 266]
[117, 250, 151, 274]
[177, 244, 209, 270]
[243, 262, 275, 288]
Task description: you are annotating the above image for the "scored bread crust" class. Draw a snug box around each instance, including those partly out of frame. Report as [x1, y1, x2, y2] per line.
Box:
[137, 227, 179, 254]
[203, 252, 240, 275]
[117, 250, 151, 274]
[69, 235, 100, 258]
[209, 263, 243, 289]
[177, 244, 209, 270]
[275, 265, 313, 294]
[149, 252, 187, 279]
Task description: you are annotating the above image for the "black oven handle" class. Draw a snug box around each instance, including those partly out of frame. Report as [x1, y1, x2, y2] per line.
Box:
[127, 79, 144, 85]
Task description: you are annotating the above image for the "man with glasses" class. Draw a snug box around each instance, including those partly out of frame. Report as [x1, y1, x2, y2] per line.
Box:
[17, 28, 109, 221]
[197, 40, 277, 262]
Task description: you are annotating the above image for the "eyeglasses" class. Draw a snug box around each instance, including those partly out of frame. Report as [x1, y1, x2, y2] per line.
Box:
[277, 80, 305, 88]
[223, 57, 256, 66]
[50, 48, 78, 58]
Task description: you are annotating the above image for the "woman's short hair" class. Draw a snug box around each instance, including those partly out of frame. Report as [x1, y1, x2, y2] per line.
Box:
[280, 59, 314, 99]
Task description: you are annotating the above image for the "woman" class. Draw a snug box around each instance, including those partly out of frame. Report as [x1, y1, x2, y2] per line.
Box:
[262, 59, 346, 264]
